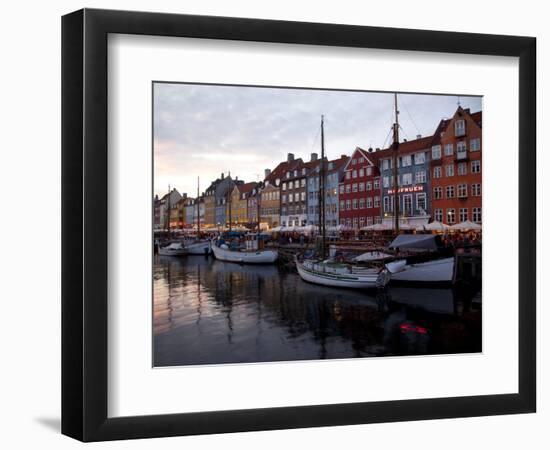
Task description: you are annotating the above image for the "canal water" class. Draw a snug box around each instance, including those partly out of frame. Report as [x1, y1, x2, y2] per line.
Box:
[153, 255, 481, 367]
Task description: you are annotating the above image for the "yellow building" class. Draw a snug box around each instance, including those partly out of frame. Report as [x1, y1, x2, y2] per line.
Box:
[228, 182, 256, 227]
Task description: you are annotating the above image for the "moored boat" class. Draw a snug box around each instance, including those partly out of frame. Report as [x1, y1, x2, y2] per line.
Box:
[184, 239, 211, 255]
[211, 239, 278, 264]
[158, 241, 187, 256]
[296, 257, 390, 289]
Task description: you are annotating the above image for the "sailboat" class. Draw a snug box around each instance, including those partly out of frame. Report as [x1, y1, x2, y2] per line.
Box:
[211, 182, 278, 264]
[295, 116, 390, 289]
[184, 177, 211, 255]
[158, 185, 187, 256]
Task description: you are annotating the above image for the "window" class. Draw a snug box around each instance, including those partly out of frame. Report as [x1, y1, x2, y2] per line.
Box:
[432, 145, 441, 159]
[458, 183, 468, 198]
[359, 182, 365, 191]
[359, 217, 365, 228]
[359, 168, 364, 177]
[459, 208, 468, 222]
[443, 143, 453, 156]
[282, 194, 287, 203]
[282, 182, 286, 191]
[383, 196, 392, 213]
[293, 170, 298, 177]
[358, 157, 364, 163]
[446, 185, 455, 198]
[339, 185, 344, 194]
[403, 194, 413, 215]
[471, 160, 481, 173]
[367, 216, 373, 226]
[455, 119, 466, 136]
[345, 185, 351, 193]
[352, 183, 358, 192]
[346, 200, 351, 210]
[374, 179, 380, 189]
[359, 198, 365, 209]
[286, 172, 290, 179]
[434, 209, 443, 222]
[352, 170, 357, 178]
[434, 166, 442, 178]
[301, 178, 306, 187]
[434, 186, 442, 199]
[352, 158, 357, 165]
[374, 215, 381, 224]
[416, 193, 427, 211]
[457, 141, 467, 159]
[339, 200, 345, 210]
[374, 196, 380, 207]
[470, 138, 481, 151]
[301, 192, 306, 201]
[472, 207, 482, 223]
[288, 193, 294, 202]
[415, 170, 427, 183]
[302, 168, 306, 175]
[382, 159, 391, 170]
[353, 218, 359, 229]
[366, 181, 372, 191]
[472, 183, 481, 196]
[366, 167, 372, 176]
[352, 199, 358, 210]
[401, 155, 412, 167]
[383, 176, 390, 188]
[402, 173, 412, 185]
[366, 197, 373, 208]
[346, 171, 351, 180]
[447, 208, 456, 224]
[415, 152, 425, 165]
[445, 164, 455, 177]
[458, 162, 467, 175]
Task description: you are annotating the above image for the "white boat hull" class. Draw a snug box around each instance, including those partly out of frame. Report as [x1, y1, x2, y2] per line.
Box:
[387, 257, 455, 283]
[296, 260, 388, 289]
[158, 248, 187, 256]
[211, 242, 278, 264]
[185, 240, 211, 255]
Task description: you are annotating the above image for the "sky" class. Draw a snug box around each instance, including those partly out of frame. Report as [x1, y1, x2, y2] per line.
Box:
[153, 83, 482, 198]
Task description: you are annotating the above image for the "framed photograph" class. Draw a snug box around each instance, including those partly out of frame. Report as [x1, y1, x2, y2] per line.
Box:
[62, 8, 536, 441]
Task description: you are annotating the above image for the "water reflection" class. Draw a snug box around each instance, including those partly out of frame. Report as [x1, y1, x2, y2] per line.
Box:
[153, 255, 481, 367]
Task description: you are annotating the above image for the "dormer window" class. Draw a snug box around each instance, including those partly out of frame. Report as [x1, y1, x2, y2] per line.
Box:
[455, 119, 466, 137]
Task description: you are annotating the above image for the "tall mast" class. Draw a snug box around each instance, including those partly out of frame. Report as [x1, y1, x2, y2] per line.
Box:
[256, 185, 261, 243]
[228, 187, 232, 232]
[319, 115, 326, 259]
[167, 184, 171, 237]
[196, 176, 200, 236]
[392, 93, 400, 234]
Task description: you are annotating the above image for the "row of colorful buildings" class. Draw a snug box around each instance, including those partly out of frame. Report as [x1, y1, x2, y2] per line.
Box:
[154, 106, 482, 231]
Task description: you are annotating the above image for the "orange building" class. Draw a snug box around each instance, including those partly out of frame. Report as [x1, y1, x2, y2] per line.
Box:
[430, 107, 482, 225]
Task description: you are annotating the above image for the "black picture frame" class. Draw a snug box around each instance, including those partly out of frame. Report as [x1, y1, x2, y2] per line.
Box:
[62, 8, 536, 442]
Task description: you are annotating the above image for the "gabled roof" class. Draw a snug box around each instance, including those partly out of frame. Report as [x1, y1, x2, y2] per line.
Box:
[375, 135, 434, 159]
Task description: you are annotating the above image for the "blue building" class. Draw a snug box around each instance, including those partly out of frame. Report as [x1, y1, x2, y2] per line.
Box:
[307, 154, 348, 227]
[376, 136, 433, 229]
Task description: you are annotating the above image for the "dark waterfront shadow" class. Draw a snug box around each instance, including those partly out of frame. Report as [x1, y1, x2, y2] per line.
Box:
[35, 417, 61, 433]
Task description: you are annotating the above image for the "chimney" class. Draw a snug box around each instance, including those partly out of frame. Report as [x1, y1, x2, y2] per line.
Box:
[416, 134, 422, 139]
[221, 172, 224, 179]
[341, 154, 347, 159]
[264, 168, 271, 179]
[376, 147, 380, 152]
[368, 147, 373, 153]
[287, 153, 295, 162]
[310, 152, 318, 162]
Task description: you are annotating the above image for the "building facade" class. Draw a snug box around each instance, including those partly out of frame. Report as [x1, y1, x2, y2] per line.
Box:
[431, 107, 482, 225]
[377, 136, 433, 229]
[229, 181, 256, 226]
[259, 183, 280, 229]
[158, 188, 182, 230]
[306, 154, 348, 227]
[280, 153, 308, 227]
[338, 147, 382, 230]
[247, 183, 262, 226]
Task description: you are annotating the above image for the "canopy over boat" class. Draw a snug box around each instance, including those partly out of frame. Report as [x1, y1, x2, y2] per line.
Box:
[388, 234, 442, 251]
[165, 242, 184, 250]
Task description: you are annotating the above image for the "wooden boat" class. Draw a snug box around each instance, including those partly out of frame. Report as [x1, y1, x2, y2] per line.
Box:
[295, 116, 389, 289]
[158, 241, 187, 256]
[185, 240, 211, 255]
[386, 257, 454, 283]
[296, 257, 390, 289]
[211, 238, 278, 264]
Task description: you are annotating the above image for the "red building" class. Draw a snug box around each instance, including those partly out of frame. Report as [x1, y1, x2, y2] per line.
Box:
[431, 107, 482, 225]
[338, 147, 382, 230]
